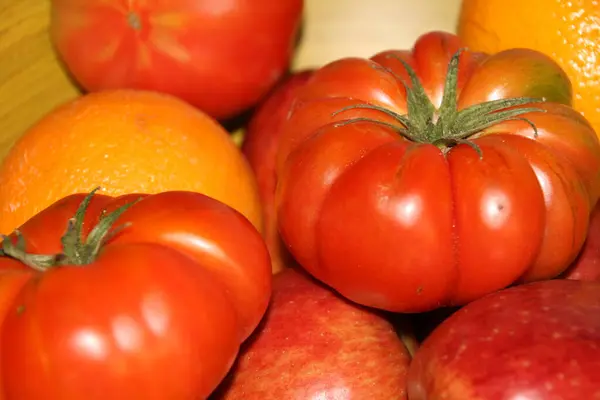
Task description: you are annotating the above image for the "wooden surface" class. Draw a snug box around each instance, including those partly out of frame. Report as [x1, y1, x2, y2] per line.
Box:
[0, 0, 462, 160]
[0, 0, 80, 159]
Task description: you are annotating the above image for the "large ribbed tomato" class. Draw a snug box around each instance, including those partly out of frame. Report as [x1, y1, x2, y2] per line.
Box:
[49, 0, 303, 120]
[0, 190, 271, 399]
[275, 31, 600, 313]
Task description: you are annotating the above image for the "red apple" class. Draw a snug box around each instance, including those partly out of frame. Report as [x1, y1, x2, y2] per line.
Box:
[561, 200, 600, 281]
[241, 70, 314, 274]
[211, 267, 415, 399]
[407, 279, 600, 399]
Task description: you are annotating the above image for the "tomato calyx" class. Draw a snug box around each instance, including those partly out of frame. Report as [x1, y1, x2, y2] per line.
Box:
[0, 188, 140, 271]
[127, 12, 142, 30]
[332, 49, 547, 156]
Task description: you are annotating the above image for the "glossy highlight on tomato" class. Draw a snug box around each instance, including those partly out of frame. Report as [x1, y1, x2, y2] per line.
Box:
[275, 31, 600, 313]
[0, 190, 272, 399]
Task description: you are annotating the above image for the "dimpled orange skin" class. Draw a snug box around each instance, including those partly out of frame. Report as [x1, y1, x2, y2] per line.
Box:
[0, 89, 263, 236]
[458, 0, 600, 136]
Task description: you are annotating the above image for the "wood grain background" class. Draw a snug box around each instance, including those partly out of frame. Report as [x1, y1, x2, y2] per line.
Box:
[0, 0, 461, 160]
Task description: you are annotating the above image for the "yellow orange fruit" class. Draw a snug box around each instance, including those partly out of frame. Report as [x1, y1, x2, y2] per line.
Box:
[457, 0, 600, 136]
[0, 89, 263, 235]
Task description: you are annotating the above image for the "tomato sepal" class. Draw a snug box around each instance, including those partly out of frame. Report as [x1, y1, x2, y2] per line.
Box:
[332, 50, 547, 156]
[0, 187, 141, 269]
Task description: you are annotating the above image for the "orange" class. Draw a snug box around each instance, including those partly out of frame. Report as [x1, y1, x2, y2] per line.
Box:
[0, 89, 263, 235]
[457, 0, 600, 136]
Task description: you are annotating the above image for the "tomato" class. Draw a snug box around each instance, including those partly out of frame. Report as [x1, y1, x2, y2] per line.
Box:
[241, 70, 314, 274]
[275, 31, 600, 313]
[0, 189, 271, 399]
[49, 0, 303, 121]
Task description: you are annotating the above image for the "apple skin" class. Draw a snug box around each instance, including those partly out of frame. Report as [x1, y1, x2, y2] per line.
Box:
[407, 279, 600, 399]
[561, 201, 600, 281]
[241, 71, 314, 274]
[211, 267, 414, 399]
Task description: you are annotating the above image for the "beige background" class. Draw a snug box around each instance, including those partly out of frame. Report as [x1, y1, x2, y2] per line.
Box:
[0, 0, 462, 159]
[294, 0, 462, 69]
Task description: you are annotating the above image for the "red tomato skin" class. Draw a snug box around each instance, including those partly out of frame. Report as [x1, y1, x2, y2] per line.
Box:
[481, 102, 600, 205]
[276, 31, 600, 312]
[241, 70, 314, 274]
[50, 0, 304, 120]
[14, 191, 271, 342]
[104, 191, 272, 342]
[0, 191, 272, 399]
[2, 244, 239, 399]
[444, 137, 546, 303]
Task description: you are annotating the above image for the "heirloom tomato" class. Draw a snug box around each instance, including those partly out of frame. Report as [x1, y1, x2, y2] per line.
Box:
[49, 0, 303, 120]
[275, 31, 600, 313]
[242, 70, 315, 274]
[0, 189, 271, 399]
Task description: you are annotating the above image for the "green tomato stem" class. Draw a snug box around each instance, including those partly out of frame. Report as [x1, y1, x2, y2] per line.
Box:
[0, 188, 141, 270]
[331, 49, 548, 155]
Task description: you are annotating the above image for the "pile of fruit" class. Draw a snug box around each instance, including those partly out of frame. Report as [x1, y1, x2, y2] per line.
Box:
[0, 0, 599, 399]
